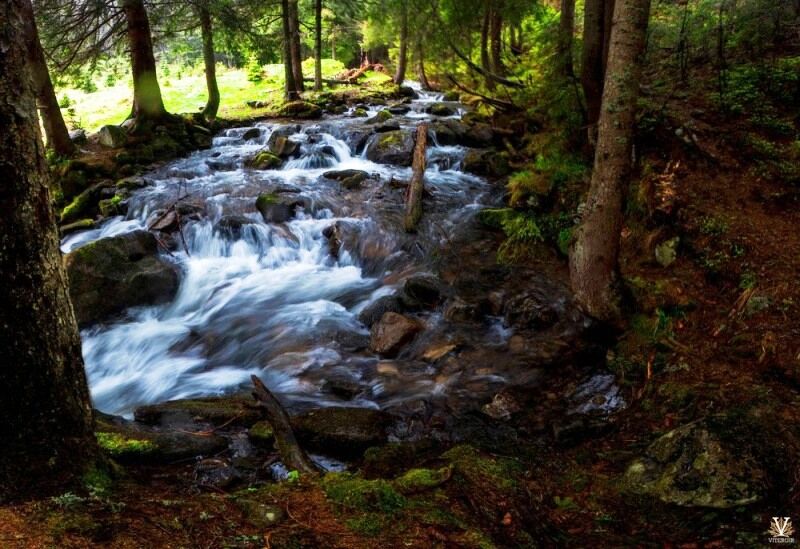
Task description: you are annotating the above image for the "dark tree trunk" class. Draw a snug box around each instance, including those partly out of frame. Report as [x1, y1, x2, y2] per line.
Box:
[489, 1, 504, 76]
[314, 0, 322, 91]
[281, 0, 299, 100]
[288, 0, 304, 93]
[569, 0, 651, 324]
[21, 0, 74, 157]
[123, 0, 168, 124]
[480, 5, 494, 90]
[416, 40, 431, 91]
[581, 0, 605, 128]
[0, 0, 98, 500]
[558, 0, 576, 78]
[199, 4, 220, 120]
[393, 0, 408, 85]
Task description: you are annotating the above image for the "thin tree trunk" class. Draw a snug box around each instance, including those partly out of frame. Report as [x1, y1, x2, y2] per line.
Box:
[602, 0, 616, 75]
[393, 0, 408, 85]
[569, 0, 651, 324]
[123, 0, 168, 125]
[558, 0, 576, 78]
[581, 0, 605, 127]
[0, 0, 98, 500]
[314, 0, 322, 91]
[480, 5, 494, 90]
[281, 0, 299, 100]
[199, 4, 220, 120]
[288, 0, 304, 93]
[404, 123, 429, 232]
[489, 1, 504, 76]
[21, 0, 74, 157]
[416, 40, 432, 91]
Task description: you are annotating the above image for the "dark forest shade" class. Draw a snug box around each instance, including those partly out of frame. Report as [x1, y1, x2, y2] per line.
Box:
[0, 0, 98, 500]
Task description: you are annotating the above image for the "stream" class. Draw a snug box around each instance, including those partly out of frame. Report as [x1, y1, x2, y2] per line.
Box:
[61, 87, 515, 417]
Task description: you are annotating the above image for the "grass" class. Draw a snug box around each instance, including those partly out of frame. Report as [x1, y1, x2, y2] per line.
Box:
[56, 58, 388, 131]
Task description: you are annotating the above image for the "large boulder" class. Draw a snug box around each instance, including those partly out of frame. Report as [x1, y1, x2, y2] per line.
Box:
[323, 169, 369, 190]
[622, 419, 768, 508]
[246, 150, 283, 170]
[255, 193, 308, 224]
[97, 125, 127, 148]
[364, 130, 415, 166]
[291, 407, 394, 458]
[369, 312, 423, 356]
[267, 128, 300, 157]
[64, 231, 180, 326]
[277, 100, 323, 119]
[463, 149, 510, 177]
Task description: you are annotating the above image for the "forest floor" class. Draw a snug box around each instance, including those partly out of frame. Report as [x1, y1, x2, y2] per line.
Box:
[2, 76, 800, 547]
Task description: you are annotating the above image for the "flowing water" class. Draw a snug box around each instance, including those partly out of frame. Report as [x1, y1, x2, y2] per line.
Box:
[62, 89, 503, 417]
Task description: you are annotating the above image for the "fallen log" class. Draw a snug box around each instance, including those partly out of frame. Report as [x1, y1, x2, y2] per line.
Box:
[251, 375, 319, 476]
[404, 122, 429, 232]
[302, 77, 357, 86]
[447, 76, 519, 111]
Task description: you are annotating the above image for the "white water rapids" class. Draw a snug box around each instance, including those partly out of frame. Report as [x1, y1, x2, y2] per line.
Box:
[62, 89, 492, 416]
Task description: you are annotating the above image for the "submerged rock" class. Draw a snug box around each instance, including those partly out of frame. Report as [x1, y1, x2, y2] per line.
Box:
[241, 127, 261, 140]
[401, 273, 444, 310]
[370, 312, 423, 356]
[255, 193, 307, 223]
[64, 231, 179, 326]
[323, 169, 370, 190]
[215, 214, 259, 238]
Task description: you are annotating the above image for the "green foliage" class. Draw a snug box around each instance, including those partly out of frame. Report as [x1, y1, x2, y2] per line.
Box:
[51, 492, 86, 509]
[96, 432, 156, 458]
[245, 53, 263, 83]
[322, 473, 407, 513]
[699, 215, 729, 236]
[392, 467, 451, 494]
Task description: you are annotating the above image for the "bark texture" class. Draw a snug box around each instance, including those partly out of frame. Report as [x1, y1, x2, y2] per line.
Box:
[558, 0, 576, 78]
[569, 0, 651, 323]
[404, 123, 429, 232]
[0, 0, 98, 500]
[393, 0, 409, 85]
[281, 0, 299, 100]
[581, 0, 616, 127]
[199, 4, 220, 119]
[480, 6, 494, 90]
[416, 40, 432, 91]
[314, 0, 323, 91]
[123, 0, 168, 123]
[489, 1, 505, 76]
[288, 0, 304, 93]
[21, 0, 74, 157]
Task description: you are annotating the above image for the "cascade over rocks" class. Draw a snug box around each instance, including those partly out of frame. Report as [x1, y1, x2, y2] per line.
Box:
[364, 130, 415, 166]
[64, 231, 179, 326]
[255, 193, 309, 223]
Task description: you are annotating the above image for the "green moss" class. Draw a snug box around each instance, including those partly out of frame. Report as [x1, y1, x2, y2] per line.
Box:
[370, 109, 393, 123]
[60, 188, 94, 224]
[256, 193, 279, 210]
[82, 465, 114, 497]
[322, 472, 406, 513]
[345, 513, 387, 536]
[441, 445, 523, 491]
[392, 466, 452, 495]
[96, 431, 156, 458]
[248, 421, 275, 446]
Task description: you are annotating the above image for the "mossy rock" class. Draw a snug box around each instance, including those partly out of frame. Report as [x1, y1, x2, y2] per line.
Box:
[96, 431, 157, 459]
[367, 109, 393, 124]
[291, 407, 393, 458]
[248, 421, 275, 447]
[322, 472, 407, 513]
[60, 218, 95, 236]
[392, 466, 452, 495]
[133, 396, 261, 427]
[255, 192, 308, 223]
[352, 108, 369, 117]
[364, 130, 415, 166]
[64, 231, 179, 326]
[622, 417, 769, 508]
[463, 149, 511, 178]
[246, 150, 283, 170]
[278, 100, 323, 119]
[442, 90, 460, 101]
[59, 181, 113, 225]
[58, 170, 89, 201]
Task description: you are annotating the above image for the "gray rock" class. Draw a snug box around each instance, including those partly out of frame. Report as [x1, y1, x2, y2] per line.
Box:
[359, 295, 405, 327]
[64, 231, 179, 326]
[369, 312, 423, 356]
[98, 124, 127, 148]
[364, 130, 415, 166]
[291, 407, 393, 458]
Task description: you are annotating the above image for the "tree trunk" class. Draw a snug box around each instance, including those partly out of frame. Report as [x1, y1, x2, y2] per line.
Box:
[199, 4, 220, 120]
[404, 123, 429, 232]
[0, 0, 98, 500]
[416, 40, 432, 91]
[281, 0, 299, 100]
[558, 0, 576, 78]
[569, 0, 651, 324]
[489, 1, 504, 76]
[581, 0, 605, 127]
[314, 0, 322, 91]
[123, 0, 168, 125]
[21, 0, 74, 157]
[393, 0, 408, 85]
[480, 5, 494, 90]
[288, 0, 304, 93]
